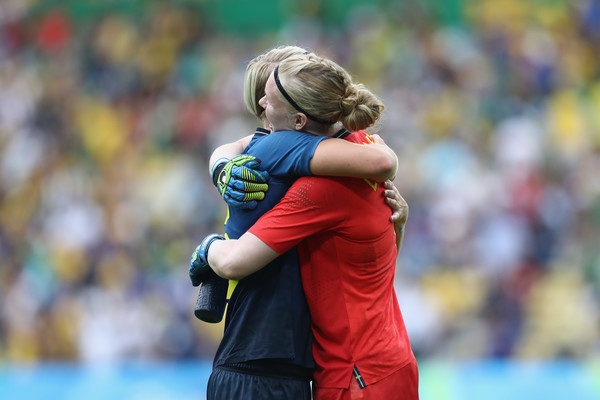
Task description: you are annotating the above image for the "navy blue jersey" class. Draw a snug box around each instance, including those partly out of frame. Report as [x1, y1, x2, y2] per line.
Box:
[225, 128, 329, 238]
[213, 127, 331, 370]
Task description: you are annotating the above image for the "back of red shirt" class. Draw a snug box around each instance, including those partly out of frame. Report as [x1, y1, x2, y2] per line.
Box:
[249, 131, 415, 388]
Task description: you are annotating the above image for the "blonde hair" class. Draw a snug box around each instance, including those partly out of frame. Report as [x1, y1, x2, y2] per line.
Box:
[243, 45, 310, 123]
[275, 54, 384, 132]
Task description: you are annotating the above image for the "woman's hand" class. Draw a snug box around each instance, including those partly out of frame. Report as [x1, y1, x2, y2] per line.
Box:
[383, 180, 408, 251]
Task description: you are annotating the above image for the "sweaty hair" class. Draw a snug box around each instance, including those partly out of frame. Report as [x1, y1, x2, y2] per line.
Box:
[275, 54, 384, 132]
[243, 45, 310, 122]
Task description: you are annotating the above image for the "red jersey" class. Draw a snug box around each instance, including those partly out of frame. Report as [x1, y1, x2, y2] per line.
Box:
[248, 131, 415, 389]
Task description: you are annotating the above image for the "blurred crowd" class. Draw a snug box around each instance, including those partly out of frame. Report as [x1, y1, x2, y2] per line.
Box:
[0, 0, 599, 365]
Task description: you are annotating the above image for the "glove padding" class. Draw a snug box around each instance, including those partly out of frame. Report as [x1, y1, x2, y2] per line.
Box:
[212, 155, 269, 210]
[189, 233, 226, 286]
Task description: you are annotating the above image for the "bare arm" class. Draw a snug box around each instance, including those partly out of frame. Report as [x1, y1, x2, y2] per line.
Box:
[209, 134, 254, 171]
[310, 138, 398, 182]
[205, 181, 407, 279]
[207, 232, 280, 280]
[210, 133, 397, 182]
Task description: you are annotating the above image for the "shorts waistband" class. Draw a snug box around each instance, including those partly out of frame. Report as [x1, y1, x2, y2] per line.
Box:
[219, 361, 313, 381]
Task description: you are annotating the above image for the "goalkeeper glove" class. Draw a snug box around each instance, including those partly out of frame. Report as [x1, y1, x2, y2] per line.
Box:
[211, 155, 269, 210]
[189, 233, 226, 287]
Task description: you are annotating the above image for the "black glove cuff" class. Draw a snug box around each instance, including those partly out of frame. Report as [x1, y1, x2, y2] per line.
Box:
[198, 233, 226, 266]
[211, 160, 228, 188]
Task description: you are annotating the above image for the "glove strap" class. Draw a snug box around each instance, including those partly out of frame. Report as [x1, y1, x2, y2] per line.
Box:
[210, 158, 229, 188]
[197, 233, 226, 265]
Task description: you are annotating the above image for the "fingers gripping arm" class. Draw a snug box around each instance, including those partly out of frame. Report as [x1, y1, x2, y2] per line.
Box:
[383, 180, 409, 251]
[208, 135, 270, 210]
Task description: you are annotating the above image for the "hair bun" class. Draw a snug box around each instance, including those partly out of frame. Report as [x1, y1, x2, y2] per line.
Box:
[340, 91, 358, 116]
[276, 56, 384, 131]
[340, 83, 384, 132]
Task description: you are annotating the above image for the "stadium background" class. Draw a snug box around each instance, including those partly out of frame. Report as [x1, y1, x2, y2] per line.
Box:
[1, 0, 599, 398]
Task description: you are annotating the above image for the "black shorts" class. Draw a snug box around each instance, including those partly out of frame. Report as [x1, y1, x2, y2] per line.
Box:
[207, 363, 312, 400]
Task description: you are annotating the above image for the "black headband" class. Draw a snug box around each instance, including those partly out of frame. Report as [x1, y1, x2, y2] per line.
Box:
[273, 66, 332, 125]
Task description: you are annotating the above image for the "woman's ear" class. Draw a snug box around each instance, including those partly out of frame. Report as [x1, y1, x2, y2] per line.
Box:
[295, 113, 308, 130]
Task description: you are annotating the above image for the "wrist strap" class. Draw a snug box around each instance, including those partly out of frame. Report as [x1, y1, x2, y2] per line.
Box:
[211, 158, 229, 187]
[198, 233, 226, 265]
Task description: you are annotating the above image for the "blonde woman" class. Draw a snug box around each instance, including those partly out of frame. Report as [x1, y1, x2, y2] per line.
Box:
[192, 47, 406, 400]
[192, 54, 417, 400]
